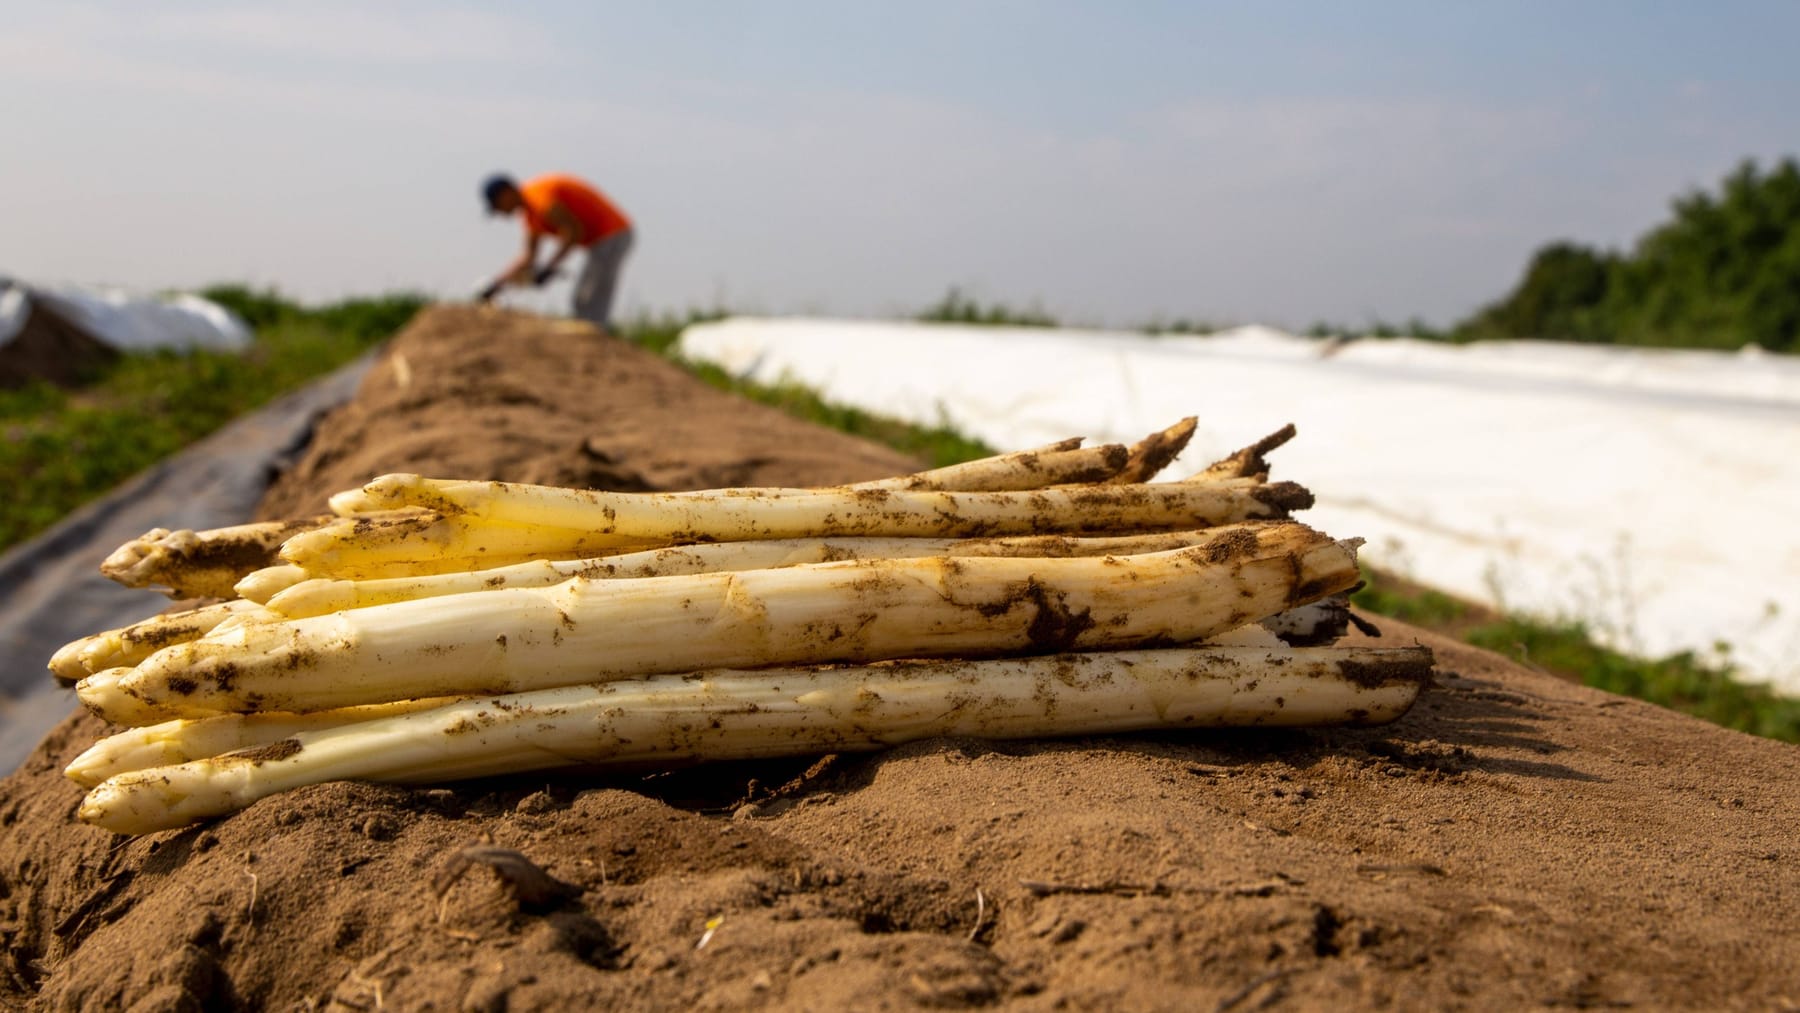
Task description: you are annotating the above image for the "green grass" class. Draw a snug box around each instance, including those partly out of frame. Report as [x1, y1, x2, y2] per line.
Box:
[0, 288, 426, 553]
[1354, 570, 1800, 743]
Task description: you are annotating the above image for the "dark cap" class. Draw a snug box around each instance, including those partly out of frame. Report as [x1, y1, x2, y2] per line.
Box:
[481, 173, 518, 213]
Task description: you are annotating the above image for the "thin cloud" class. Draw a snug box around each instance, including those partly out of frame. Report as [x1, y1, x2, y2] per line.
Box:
[4, 4, 555, 68]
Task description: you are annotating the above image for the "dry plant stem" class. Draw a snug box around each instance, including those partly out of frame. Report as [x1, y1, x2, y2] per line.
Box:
[84, 524, 1359, 722]
[99, 516, 334, 598]
[48, 600, 270, 684]
[262, 530, 1239, 619]
[331, 475, 1310, 550]
[64, 697, 463, 788]
[77, 644, 1433, 835]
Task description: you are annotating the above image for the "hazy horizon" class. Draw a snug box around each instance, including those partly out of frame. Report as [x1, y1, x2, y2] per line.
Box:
[4, 2, 1798, 329]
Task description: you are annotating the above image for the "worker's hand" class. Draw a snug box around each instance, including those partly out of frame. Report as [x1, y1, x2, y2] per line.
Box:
[476, 280, 504, 304]
[532, 266, 559, 287]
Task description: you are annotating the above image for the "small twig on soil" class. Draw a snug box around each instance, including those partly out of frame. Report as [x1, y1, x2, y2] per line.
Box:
[1224, 879, 1291, 898]
[967, 888, 986, 942]
[1018, 879, 1168, 898]
[1215, 968, 1294, 1012]
[244, 870, 259, 930]
[345, 941, 406, 1011]
[1354, 863, 1446, 878]
[344, 973, 386, 1011]
[52, 869, 135, 940]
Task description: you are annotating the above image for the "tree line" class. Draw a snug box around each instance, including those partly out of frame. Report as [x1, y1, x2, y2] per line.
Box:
[1454, 157, 1800, 352]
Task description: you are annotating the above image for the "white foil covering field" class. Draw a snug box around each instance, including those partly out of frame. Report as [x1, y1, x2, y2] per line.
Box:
[679, 319, 1800, 695]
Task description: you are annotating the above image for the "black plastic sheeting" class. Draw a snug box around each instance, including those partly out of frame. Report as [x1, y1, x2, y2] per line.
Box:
[0, 352, 376, 773]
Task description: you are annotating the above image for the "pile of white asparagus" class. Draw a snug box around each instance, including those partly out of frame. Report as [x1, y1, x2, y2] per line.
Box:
[52, 418, 1432, 835]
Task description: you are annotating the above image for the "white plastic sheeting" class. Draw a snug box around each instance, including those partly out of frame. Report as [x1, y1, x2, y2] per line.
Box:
[0, 278, 251, 352]
[0, 284, 30, 345]
[679, 318, 1800, 694]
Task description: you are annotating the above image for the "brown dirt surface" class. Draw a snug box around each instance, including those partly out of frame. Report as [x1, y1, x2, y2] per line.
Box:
[3, 306, 1798, 1011]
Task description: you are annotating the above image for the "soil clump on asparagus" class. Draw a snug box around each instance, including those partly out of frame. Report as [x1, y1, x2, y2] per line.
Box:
[3, 306, 1798, 1009]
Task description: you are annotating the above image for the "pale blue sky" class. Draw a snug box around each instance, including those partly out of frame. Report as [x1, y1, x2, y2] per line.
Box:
[3, 2, 1796, 327]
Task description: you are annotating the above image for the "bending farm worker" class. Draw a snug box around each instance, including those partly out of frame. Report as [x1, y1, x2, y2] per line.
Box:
[479, 172, 634, 330]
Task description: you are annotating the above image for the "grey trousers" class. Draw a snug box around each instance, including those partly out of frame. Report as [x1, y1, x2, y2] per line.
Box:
[572, 228, 634, 330]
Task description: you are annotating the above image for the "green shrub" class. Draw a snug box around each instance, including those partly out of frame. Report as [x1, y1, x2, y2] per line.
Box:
[917, 287, 1058, 328]
[197, 284, 296, 331]
[1456, 242, 1617, 342]
[1458, 157, 1800, 351]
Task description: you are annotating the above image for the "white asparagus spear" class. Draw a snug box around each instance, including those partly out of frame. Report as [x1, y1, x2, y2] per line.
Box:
[327, 487, 385, 517]
[854, 442, 1126, 491]
[84, 524, 1358, 723]
[233, 564, 311, 604]
[260, 530, 1240, 619]
[1189, 424, 1298, 482]
[849, 418, 1191, 491]
[64, 697, 463, 788]
[98, 516, 333, 598]
[277, 510, 665, 581]
[853, 416, 1202, 490]
[67, 620, 1298, 786]
[322, 437, 1087, 514]
[49, 599, 275, 684]
[77, 644, 1433, 835]
[1112, 417, 1200, 484]
[297, 476, 1312, 564]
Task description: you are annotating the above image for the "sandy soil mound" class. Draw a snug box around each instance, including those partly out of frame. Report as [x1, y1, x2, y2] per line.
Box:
[3, 307, 1796, 1011]
[256, 307, 914, 518]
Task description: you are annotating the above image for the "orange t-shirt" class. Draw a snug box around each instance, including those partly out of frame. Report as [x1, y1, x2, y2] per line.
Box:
[519, 174, 631, 246]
